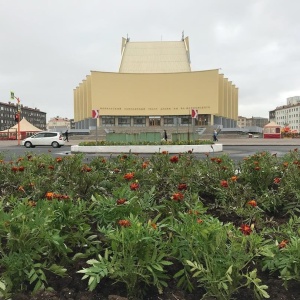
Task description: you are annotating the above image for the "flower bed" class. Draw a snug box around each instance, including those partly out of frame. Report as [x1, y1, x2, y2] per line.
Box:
[0, 150, 300, 299]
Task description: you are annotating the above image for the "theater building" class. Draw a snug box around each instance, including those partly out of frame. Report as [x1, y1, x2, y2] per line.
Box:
[74, 36, 238, 131]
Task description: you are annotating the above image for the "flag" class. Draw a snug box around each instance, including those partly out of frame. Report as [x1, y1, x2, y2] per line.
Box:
[191, 109, 198, 119]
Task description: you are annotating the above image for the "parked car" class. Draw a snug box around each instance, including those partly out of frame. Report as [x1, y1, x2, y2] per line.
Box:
[22, 132, 65, 148]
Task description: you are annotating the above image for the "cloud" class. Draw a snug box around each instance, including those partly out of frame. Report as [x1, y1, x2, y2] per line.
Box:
[0, 0, 299, 121]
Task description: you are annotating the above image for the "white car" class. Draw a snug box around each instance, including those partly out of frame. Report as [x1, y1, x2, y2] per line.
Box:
[22, 132, 65, 148]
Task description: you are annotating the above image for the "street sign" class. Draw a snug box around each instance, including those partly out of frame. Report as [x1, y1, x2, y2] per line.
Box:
[191, 109, 198, 119]
[92, 109, 99, 119]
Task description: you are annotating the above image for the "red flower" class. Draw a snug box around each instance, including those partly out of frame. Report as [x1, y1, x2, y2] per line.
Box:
[274, 177, 281, 184]
[118, 220, 131, 227]
[220, 180, 228, 188]
[161, 151, 168, 155]
[254, 166, 260, 171]
[247, 200, 257, 207]
[172, 192, 184, 201]
[117, 198, 126, 205]
[130, 182, 139, 190]
[178, 183, 188, 190]
[124, 172, 134, 180]
[81, 165, 92, 172]
[170, 156, 179, 163]
[11, 166, 18, 172]
[216, 158, 222, 164]
[48, 165, 54, 170]
[278, 239, 288, 249]
[240, 224, 252, 235]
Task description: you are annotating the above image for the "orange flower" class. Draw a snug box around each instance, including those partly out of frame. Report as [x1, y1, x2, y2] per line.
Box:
[216, 158, 222, 164]
[18, 186, 25, 193]
[197, 219, 203, 224]
[240, 224, 252, 235]
[283, 162, 288, 168]
[130, 182, 139, 190]
[151, 223, 157, 230]
[45, 192, 54, 200]
[142, 162, 149, 169]
[124, 172, 134, 180]
[117, 198, 127, 205]
[118, 220, 131, 227]
[56, 157, 63, 163]
[178, 183, 188, 190]
[18, 166, 25, 172]
[170, 156, 179, 163]
[172, 192, 184, 201]
[220, 180, 228, 188]
[48, 165, 54, 170]
[247, 200, 257, 207]
[231, 176, 238, 182]
[28, 200, 36, 207]
[161, 151, 168, 154]
[254, 166, 260, 171]
[278, 239, 288, 249]
[274, 177, 281, 184]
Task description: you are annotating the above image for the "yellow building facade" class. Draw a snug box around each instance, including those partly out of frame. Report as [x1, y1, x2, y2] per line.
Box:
[74, 36, 238, 129]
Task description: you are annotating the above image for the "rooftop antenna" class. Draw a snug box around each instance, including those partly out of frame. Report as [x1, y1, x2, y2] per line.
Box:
[182, 30, 184, 41]
[126, 34, 130, 42]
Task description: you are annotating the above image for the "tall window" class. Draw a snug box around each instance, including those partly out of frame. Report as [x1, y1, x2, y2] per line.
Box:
[164, 116, 175, 125]
[102, 116, 115, 126]
[133, 117, 145, 126]
[118, 117, 130, 126]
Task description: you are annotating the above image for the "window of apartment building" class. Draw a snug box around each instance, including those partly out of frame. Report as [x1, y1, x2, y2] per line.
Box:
[102, 116, 115, 126]
[133, 117, 145, 126]
[118, 117, 130, 126]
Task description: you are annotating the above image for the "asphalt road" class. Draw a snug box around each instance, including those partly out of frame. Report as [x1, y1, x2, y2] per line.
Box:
[0, 143, 298, 163]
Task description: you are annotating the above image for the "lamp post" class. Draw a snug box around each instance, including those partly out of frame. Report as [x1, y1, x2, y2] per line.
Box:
[10, 91, 21, 146]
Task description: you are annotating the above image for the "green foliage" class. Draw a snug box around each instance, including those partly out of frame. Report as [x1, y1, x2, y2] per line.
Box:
[78, 214, 172, 298]
[1, 150, 300, 298]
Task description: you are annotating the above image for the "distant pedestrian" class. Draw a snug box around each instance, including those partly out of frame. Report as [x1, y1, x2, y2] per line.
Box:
[163, 130, 168, 141]
[64, 130, 69, 142]
[213, 129, 218, 142]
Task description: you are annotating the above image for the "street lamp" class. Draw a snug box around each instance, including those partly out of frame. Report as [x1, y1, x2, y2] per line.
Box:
[10, 91, 21, 146]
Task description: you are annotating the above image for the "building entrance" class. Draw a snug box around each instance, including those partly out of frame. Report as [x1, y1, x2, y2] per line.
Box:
[149, 117, 161, 126]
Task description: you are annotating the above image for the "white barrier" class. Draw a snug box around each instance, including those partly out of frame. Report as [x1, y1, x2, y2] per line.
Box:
[71, 144, 222, 154]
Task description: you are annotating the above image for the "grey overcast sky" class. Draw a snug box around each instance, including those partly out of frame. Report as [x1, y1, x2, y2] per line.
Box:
[1, 0, 299, 121]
